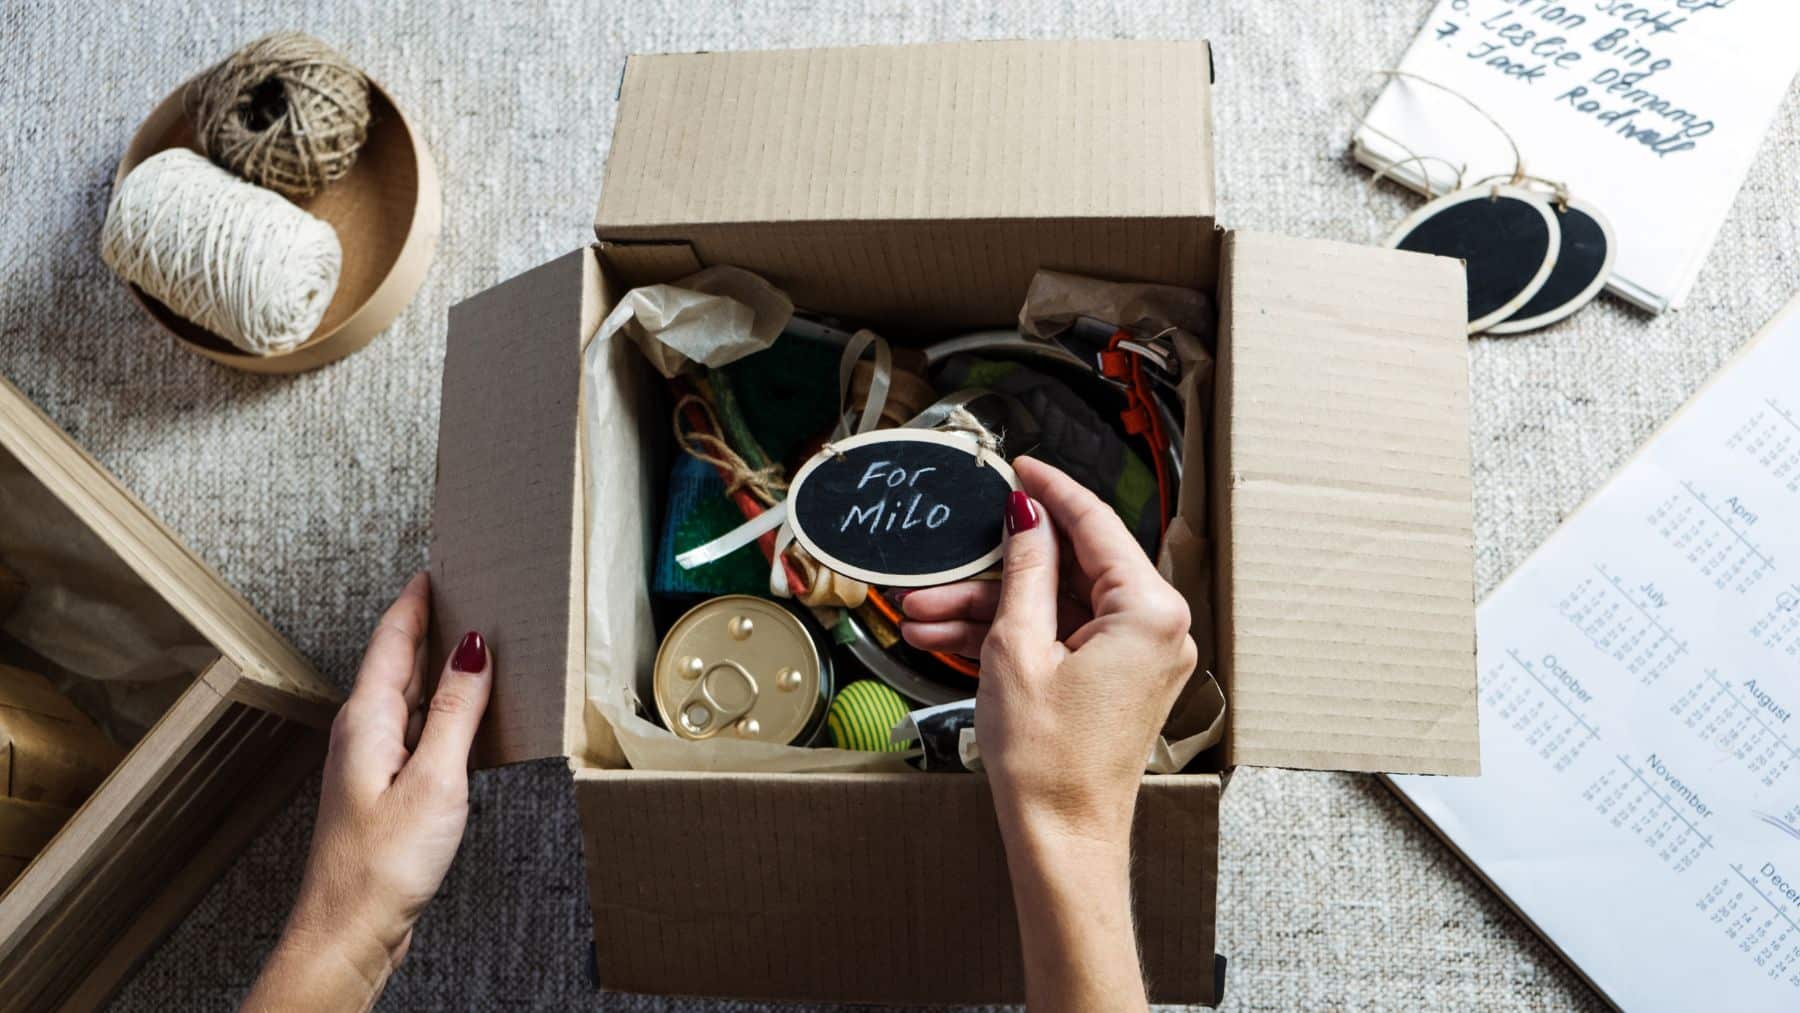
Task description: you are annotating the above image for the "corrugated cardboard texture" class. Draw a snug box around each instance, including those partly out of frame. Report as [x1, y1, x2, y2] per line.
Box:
[575, 770, 1221, 1005]
[1217, 231, 1478, 775]
[595, 42, 1219, 332]
[432, 251, 596, 767]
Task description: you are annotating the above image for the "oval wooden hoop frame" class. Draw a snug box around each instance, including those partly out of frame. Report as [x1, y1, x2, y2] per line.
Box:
[787, 428, 1021, 589]
[1485, 195, 1617, 335]
[113, 76, 441, 375]
[1385, 184, 1561, 335]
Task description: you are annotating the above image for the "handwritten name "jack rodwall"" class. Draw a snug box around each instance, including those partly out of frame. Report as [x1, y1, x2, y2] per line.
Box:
[1438, 0, 1731, 157]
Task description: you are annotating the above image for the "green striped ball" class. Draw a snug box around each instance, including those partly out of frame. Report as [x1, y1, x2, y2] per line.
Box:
[827, 680, 914, 752]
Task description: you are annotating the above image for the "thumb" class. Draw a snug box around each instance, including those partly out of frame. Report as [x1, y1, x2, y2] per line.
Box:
[991, 489, 1060, 649]
[410, 630, 492, 776]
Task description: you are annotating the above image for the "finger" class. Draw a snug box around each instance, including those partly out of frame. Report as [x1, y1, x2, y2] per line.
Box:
[352, 571, 431, 703]
[1015, 457, 1159, 618]
[899, 581, 1001, 623]
[990, 487, 1061, 651]
[330, 573, 431, 792]
[901, 619, 991, 658]
[409, 630, 493, 777]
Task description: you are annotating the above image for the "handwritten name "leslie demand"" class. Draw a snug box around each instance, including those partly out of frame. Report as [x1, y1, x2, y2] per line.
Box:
[839, 460, 952, 534]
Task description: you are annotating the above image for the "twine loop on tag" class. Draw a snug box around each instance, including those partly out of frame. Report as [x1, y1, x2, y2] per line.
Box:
[1352, 68, 1582, 218]
[672, 394, 789, 505]
[1355, 69, 1523, 196]
[935, 405, 1004, 466]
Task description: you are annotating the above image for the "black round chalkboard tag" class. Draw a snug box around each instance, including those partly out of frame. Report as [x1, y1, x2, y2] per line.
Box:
[1385, 185, 1561, 334]
[787, 429, 1020, 587]
[1486, 196, 1616, 335]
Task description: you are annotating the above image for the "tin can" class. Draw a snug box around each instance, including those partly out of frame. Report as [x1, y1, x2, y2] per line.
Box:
[653, 595, 831, 746]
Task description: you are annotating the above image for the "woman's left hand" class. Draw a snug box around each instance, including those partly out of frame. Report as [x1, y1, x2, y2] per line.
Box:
[244, 572, 490, 1011]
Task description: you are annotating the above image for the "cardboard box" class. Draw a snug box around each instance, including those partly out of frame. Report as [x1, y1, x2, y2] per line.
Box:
[0, 376, 341, 1011]
[432, 40, 1479, 1006]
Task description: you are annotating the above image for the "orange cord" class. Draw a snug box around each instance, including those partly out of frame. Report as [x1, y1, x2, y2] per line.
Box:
[1101, 330, 1172, 541]
[865, 588, 980, 677]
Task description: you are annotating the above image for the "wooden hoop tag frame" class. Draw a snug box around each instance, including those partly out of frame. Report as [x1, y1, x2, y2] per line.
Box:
[787, 428, 1020, 588]
[1486, 195, 1617, 335]
[1385, 184, 1561, 334]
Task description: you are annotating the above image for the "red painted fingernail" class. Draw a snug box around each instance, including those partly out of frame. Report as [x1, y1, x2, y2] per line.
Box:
[1005, 491, 1039, 534]
[451, 631, 487, 673]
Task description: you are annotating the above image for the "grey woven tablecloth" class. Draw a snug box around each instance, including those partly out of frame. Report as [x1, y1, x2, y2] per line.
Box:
[4, 1, 1796, 1009]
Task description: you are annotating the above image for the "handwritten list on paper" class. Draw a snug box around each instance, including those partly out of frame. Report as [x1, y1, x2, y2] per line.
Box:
[1390, 297, 1800, 1012]
[1355, 1, 1800, 312]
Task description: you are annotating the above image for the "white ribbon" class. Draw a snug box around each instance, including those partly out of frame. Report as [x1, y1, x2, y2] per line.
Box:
[673, 501, 788, 570]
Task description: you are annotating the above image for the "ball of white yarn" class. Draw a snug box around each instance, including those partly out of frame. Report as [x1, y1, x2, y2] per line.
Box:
[101, 148, 342, 356]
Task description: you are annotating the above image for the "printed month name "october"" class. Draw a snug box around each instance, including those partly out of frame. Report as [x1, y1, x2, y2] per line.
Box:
[839, 460, 951, 534]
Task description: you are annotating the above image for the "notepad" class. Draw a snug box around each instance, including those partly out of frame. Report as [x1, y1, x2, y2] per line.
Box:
[1355, 1, 1800, 313]
[1390, 293, 1800, 1011]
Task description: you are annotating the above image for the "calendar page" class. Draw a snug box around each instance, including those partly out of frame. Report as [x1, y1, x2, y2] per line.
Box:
[1391, 294, 1800, 1011]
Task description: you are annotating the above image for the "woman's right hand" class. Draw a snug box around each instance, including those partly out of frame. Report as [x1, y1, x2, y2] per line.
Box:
[899, 456, 1196, 1013]
[900, 455, 1197, 846]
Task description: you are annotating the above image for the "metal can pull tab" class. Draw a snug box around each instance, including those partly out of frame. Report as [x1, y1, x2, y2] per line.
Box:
[674, 660, 762, 739]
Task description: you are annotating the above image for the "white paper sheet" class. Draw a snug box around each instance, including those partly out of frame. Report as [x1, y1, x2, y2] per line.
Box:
[1392, 293, 1800, 1011]
[1355, 0, 1800, 313]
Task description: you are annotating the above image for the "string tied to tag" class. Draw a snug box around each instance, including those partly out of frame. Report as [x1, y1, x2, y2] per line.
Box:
[1352, 68, 1581, 221]
[929, 405, 1004, 466]
[672, 393, 789, 505]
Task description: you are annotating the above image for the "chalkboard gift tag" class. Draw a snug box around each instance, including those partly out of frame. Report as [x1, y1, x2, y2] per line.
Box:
[1385, 184, 1561, 334]
[1485, 196, 1616, 335]
[787, 429, 1020, 587]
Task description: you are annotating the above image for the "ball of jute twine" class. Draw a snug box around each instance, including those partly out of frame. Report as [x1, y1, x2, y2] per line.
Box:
[188, 32, 371, 199]
[102, 149, 342, 356]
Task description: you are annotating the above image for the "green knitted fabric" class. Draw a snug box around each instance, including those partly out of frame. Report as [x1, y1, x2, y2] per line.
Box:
[715, 336, 843, 464]
[653, 335, 843, 597]
[652, 453, 769, 596]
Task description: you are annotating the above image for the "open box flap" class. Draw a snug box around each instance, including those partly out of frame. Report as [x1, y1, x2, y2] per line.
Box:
[573, 769, 1223, 1004]
[432, 250, 600, 767]
[0, 377, 335, 713]
[1215, 231, 1479, 776]
[594, 40, 1220, 332]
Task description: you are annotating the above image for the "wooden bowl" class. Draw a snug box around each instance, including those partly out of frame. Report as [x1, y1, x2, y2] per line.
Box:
[113, 77, 441, 374]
